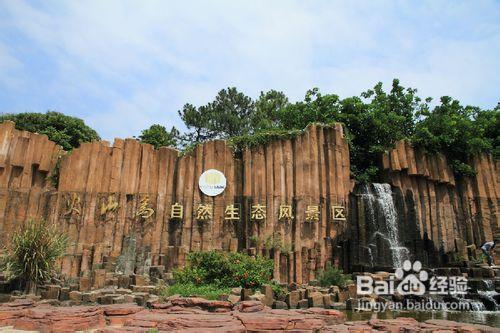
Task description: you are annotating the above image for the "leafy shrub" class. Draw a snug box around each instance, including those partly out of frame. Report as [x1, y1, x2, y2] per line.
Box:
[317, 263, 350, 288]
[174, 250, 274, 289]
[160, 283, 231, 300]
[1, 219, 68, 293]
[270, 282, 288, 299]
[0, 111, 100, 150]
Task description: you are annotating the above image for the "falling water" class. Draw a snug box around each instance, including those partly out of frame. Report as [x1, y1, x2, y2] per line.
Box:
[478, 281, 500, 311]
[360, 183, 409, 268]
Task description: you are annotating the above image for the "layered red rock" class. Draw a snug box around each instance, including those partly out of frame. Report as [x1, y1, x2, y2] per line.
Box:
[0, 122, 350, 283]
[381, 141, 498, 256]
[1, 300, 498, 333]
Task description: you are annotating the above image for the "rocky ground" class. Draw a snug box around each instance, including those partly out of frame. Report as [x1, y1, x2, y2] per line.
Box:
[0, 297, 499, 333]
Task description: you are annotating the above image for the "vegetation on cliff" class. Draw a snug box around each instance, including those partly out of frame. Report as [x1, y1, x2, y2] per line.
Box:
[171, 80, 498, 181]
[0, 111, 100, 150]
[138, 124, 179, 149]
[1, 219, 68, 294]
[3, 81, 496, 181]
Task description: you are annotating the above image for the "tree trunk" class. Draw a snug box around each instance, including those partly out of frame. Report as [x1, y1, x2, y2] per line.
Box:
[26, 280, 37, 295]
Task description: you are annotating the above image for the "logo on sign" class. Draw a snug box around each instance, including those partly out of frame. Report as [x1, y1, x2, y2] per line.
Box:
[199, 169, 226, 197]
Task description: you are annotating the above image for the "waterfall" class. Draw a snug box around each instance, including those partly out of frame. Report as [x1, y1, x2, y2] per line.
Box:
[477, 280, 500, 311]
[360, 183, 409, 269]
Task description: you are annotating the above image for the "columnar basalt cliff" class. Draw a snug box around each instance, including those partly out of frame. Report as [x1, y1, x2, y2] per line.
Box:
[349, 140, 499, 270]
[0, 122, 62, 246]
[0, 121, 351, 283]
[0, 120, 498, 282]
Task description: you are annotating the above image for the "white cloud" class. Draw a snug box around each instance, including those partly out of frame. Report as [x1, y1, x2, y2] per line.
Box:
[0, 0, 498, 140]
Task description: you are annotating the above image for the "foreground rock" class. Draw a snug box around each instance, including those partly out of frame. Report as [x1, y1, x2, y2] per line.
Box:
[0, 298, 499, 332]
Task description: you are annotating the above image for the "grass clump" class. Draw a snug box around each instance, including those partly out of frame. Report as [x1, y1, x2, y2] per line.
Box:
[1, 219, 68, 294]
[317, 263, 350, 288]
[160, 283, 231, 300]
[229, 128, 303, 152]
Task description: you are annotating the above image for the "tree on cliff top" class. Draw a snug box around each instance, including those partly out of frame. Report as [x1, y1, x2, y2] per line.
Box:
[275, 80, 428, 182]
[0, 111, 100, 150]
[178, 87, 255, 145]
[138, 124, 179, 149]
[150, 80, 498, 181]
[413, 97, 499, 176]
[177, 87, 289, 147]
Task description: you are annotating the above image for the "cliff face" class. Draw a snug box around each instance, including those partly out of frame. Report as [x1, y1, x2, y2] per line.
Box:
[0, 122, 350, 283]
[1, 120, 497, 279]
[349, 140, 498, 270]
[0, 121, 62, 247]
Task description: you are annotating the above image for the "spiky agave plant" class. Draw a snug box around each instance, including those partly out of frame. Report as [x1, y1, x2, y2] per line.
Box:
[1, 219, 68, 294]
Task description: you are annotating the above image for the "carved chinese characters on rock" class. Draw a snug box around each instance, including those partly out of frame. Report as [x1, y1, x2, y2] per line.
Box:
[64, 193, 81, 217]
[98, 194, 119, 223]
[305, 205, 320, 222]
[170, 203, 183, 220]
[62, 192, 83, 227]
[224, 204, 240, 221]
[278, 204, 293, 221]
[135, 196, 155, 227]
[331, 205, 346, 221]
[195, 203, 212, 221]
[251, 204, 266, 221]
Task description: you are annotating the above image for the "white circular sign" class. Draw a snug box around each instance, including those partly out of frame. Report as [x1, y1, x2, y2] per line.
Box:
[198, 169, 226, 197]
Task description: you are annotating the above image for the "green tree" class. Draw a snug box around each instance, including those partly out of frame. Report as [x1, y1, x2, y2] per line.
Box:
[0, 111, 100, 150]
[273, 80, 428, 182]
[277, 88, 342, 131]
[178, 103, 214, 144]
[413, 97, 497, 176]
[210, 87, 255, 138]
[139, 124, 179, 149]
[350, 79, 429, 181]
[175, 80, 496, 181]
[252, 90, 289, 131]
[178, 87, 255, 145]
[1, 219, 68, 294]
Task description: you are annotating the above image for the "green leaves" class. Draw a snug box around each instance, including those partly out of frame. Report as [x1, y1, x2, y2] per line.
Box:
[413, 97, 499, 177]
[138, 124, 179, 149]
[0, 111, 100, 150]
[177, 87, 289, 147]
[1, 219, 68, 293]
[317, 263, 350, 288]
[173, 250, 274, 289]
[161, 283, 231, 300]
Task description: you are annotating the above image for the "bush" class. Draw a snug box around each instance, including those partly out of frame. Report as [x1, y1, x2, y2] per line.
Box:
[160, 283, 231, 300]
[1, 219, 68, 294]
[0, 111, 100, 150]
[317, 263, 350, 288]
[174, 250, 274, 289]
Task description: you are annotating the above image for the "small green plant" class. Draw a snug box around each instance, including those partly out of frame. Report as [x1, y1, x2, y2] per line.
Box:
[317, 263, 350, 288]
[1, 219, 68, 294]
[48, 155, 62, 188]
[280, 242, 294, 255]
[229, 128, 304, 152]
[264, 235, 282, 251]
[249, 235, 262, 248]
[270, 282, 288, 299]
[173, 250, 274, 289]
[160, 283, 231, 300]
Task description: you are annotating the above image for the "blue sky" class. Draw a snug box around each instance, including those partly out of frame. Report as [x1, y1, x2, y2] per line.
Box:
[0, 1, 499, 141]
